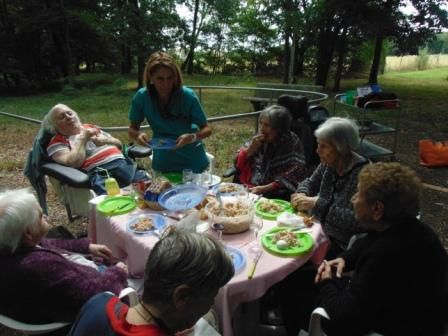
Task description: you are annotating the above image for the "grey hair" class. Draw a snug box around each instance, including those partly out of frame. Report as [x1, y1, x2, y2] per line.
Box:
[41, 103, 79, 134]
[259, 105, 292, 133]
[142, 230, 234, 304]
[0, 189, 41, 253]
[314, 117, 360, 155]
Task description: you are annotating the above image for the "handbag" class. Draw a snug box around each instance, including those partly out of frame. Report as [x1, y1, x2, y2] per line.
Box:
[356, 92, 398, 108]
[419, 139, 448, 167]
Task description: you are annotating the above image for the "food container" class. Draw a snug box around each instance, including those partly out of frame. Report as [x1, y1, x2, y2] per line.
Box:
[144, 191, 165, 210]
[143, 180, 171, 211]
[204, 196, 254, 234]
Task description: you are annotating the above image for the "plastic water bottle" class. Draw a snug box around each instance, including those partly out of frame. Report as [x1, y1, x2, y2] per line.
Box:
[105, 177, 120, 196]
[97, 166, 120, 196]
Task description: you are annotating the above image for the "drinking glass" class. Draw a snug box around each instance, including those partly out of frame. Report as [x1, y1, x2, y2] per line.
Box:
[201, 172, 212, 187]
[182, 169, 194, 184]
[249, 216, 263, 253]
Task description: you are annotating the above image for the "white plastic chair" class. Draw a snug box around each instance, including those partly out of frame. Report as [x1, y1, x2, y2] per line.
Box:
[299, 307, 383, 336]
[117, 287, 139, 307]
[0, 287, 138, 335]
[0, 314, 70, 335]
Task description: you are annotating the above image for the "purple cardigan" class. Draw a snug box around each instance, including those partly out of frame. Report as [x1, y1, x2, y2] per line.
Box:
[0, 238, 127, 323]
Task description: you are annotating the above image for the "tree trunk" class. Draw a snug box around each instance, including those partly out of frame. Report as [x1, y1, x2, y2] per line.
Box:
[295, 37, 306, 78]
[128, 0, 145, 87]
[185, 0, 200, 75]
[315, 27, 337, 87]
[333, 27, 347, 92]
[288, 34, 296, 84]
[121, 44, 132, 74]
[282, 27, 291, 84]
[60, 0, 73, 80]
[368, 28, 383, 84]
[3, 73, 11, 89]
[137, 52, 144, 89]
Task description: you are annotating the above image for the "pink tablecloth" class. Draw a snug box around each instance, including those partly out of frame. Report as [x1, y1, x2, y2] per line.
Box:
[89, 196, 329, 336]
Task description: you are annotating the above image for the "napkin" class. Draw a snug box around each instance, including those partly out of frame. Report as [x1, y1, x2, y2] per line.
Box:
[277, 212, 305, 228]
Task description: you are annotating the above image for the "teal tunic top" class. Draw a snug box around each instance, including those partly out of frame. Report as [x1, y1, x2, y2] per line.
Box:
[129, 86, 209, 173]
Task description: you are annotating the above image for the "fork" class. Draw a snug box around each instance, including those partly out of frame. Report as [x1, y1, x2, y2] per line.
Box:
[264, 227, 313, 238]
[248, 250, 263, 279]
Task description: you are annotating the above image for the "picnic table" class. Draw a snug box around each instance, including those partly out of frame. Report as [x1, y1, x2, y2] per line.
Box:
[88, 194, 329, 336]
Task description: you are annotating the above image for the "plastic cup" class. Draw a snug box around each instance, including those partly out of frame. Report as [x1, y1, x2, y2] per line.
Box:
[346, 90, 356, 105]
[201, 172, 212, 186]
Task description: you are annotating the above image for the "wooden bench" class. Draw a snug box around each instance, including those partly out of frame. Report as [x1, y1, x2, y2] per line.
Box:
[243, 82, 325, 111]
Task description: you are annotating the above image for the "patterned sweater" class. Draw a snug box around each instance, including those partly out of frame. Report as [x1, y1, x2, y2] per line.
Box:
[237, 131, 307, 191]
[296, 153, 369, 249]
[0, 238, 127, 323]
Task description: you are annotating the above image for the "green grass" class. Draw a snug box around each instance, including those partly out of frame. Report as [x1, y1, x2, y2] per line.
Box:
[1, 69, 448, 173]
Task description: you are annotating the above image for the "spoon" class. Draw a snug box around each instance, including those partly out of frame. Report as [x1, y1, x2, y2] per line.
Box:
[211, 223, 225, 242]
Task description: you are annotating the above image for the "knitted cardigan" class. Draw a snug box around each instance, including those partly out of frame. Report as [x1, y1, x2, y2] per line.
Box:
[0, 238, 127, 323]
[296, 153, 369, 249]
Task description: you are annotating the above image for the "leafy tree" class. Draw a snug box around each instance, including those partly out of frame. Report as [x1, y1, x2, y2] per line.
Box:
[367, 0, 448, 84]
[180, 0, 239, 74]
[100, 0, 182, 87]
[226, 1, 279, 74]
[426, 32, 448, 54]
[311, 0, 447, 86]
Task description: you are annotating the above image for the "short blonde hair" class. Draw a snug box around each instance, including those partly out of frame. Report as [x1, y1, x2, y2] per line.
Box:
[143, 51, 183, 90]
[358, 162, 422, 220]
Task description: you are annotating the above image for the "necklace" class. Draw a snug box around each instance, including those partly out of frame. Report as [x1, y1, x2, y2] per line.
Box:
[139, 302, 174, 335]
[134, 304, 153, 323]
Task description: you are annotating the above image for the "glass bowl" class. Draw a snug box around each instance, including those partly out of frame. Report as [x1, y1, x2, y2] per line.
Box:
[204, 196, 254, 234]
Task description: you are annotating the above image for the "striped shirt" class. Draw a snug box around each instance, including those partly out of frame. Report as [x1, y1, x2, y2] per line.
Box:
[47, 124, 124, 171]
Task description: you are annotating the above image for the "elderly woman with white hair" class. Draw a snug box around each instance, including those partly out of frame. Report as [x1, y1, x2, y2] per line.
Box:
[68, 229, 234, 335]
[42, 103, 148, 195]
[291, 117, 369, 257]
[0, 189, 128, 324]
[279, 118, 369, 335]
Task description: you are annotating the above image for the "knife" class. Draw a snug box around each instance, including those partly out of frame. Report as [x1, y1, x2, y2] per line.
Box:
[264, 227, 312, 238]
[248, 250, 263, 280]
[112, 202, 131, 214]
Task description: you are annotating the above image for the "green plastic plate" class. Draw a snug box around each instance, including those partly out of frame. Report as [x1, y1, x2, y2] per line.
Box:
[261, 227, 314, 257]
[97, 196, 136, 216]
[255, 199, 294, 220]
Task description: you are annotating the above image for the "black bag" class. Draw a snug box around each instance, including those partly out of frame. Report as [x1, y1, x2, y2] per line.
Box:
[357, 92, 398, 108]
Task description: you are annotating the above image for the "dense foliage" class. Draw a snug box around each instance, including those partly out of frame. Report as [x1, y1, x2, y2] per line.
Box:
[0, 0, 446, 92]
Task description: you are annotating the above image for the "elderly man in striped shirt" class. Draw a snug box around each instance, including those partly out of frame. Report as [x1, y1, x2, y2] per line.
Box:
[42, 103, 148, 195]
